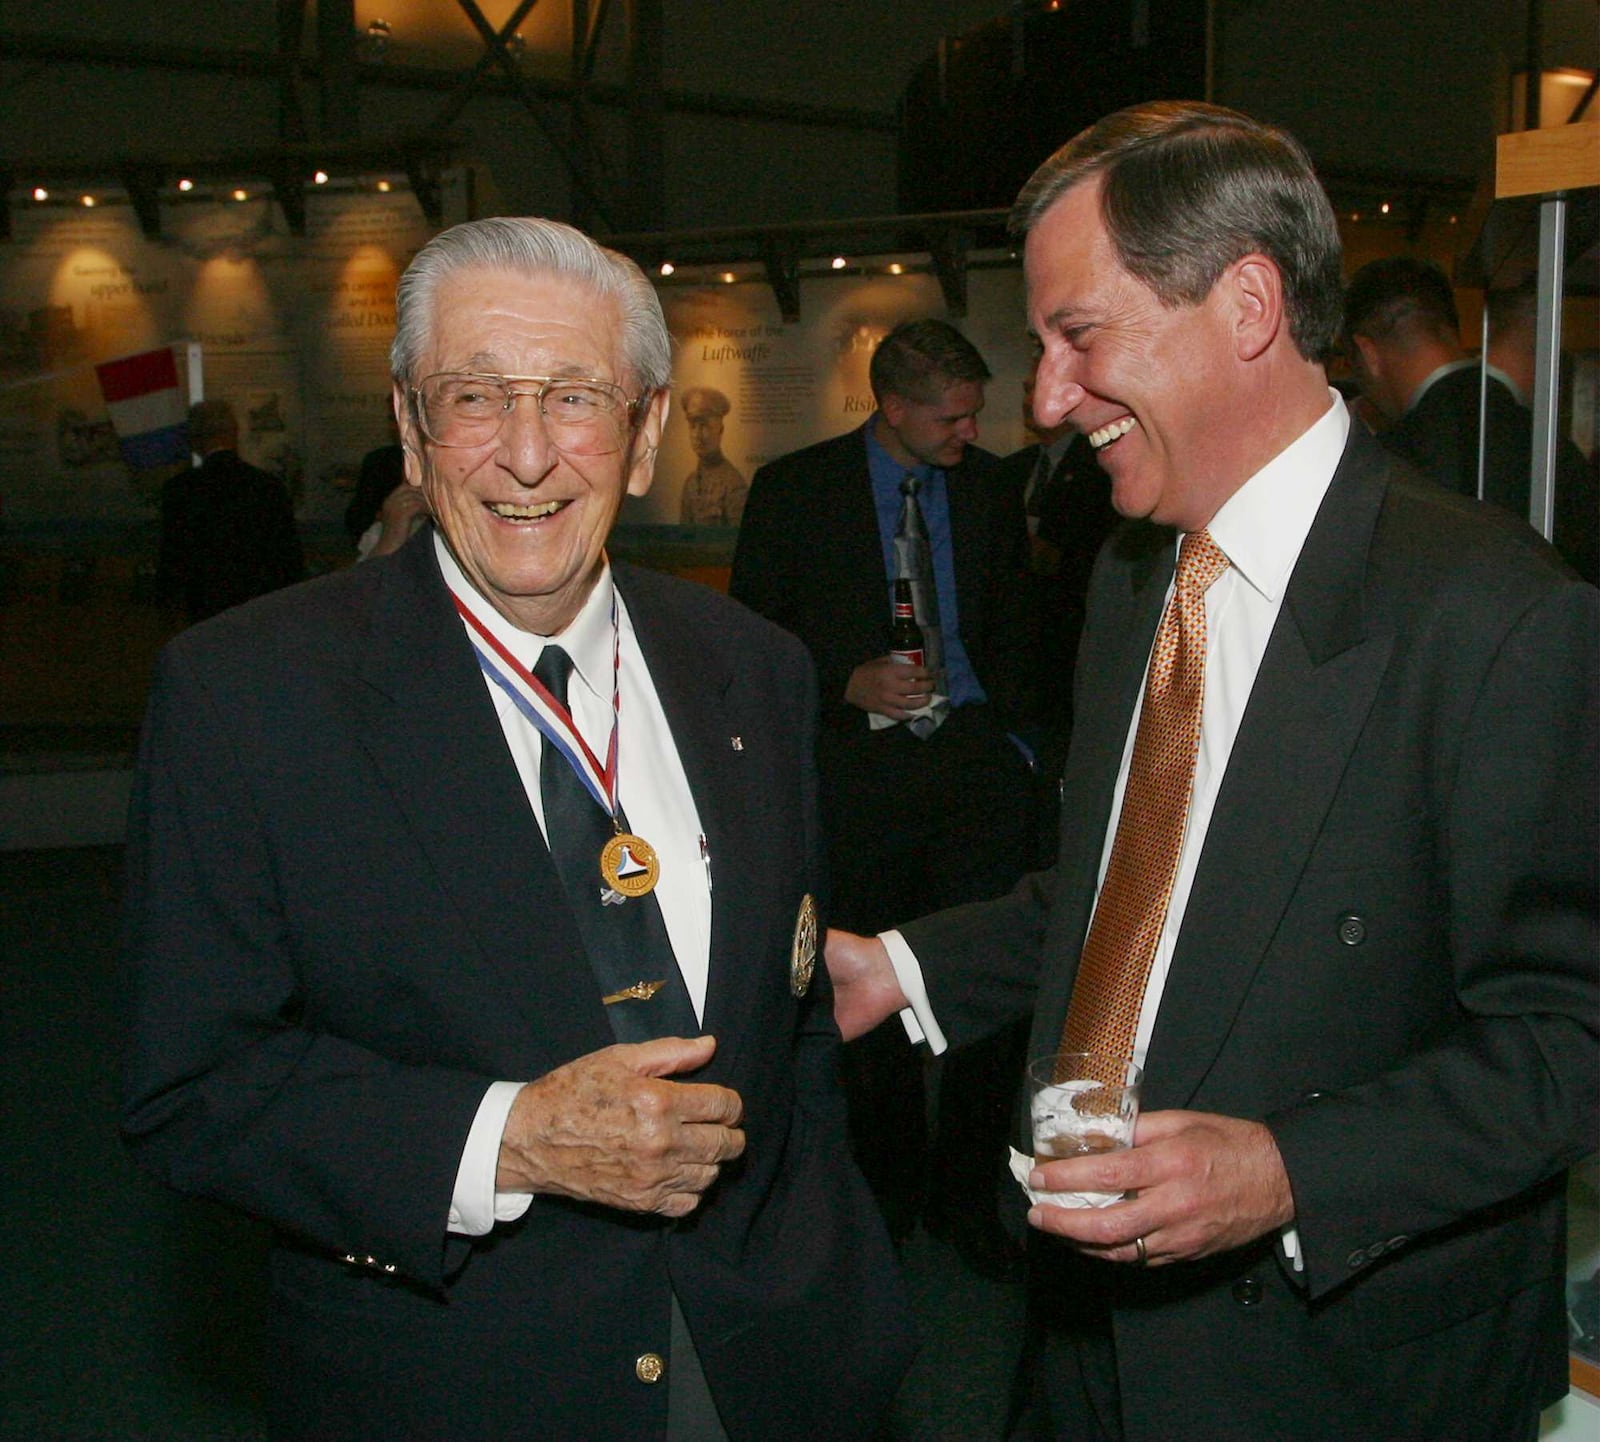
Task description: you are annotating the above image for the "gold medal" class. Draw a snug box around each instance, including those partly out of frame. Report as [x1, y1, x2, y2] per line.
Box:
[600, 831, 660, 898]
[790, 892, 818, 998]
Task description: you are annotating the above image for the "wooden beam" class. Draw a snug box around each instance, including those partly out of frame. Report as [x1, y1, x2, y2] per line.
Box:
[1496, 125, 1600, 199]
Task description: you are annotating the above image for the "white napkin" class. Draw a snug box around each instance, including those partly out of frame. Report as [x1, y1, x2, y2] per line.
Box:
[1009, 1145, 1124, 1210]
[868, 691, 949, 731]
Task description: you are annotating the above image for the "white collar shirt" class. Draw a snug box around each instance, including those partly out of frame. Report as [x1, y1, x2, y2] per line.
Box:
[434, 536, 711, 1234]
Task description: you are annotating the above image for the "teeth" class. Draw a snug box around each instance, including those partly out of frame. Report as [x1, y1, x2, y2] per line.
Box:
[1088, 417, 1137, 450]
[489, 500, 562, 520]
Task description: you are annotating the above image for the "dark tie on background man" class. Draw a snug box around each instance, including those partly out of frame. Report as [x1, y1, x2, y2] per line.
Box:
[533, 644, 699, 1043]
[1058, 529, 1231, 1082]
[893, 474, 948, 738]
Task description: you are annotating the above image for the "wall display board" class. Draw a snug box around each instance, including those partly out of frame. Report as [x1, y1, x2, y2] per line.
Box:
[0, 188, 438, 538]
[632, 263, 1036, 529]
[1, 202, 1035, 546]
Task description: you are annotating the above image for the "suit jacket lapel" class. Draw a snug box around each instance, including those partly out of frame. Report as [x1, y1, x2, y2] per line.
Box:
[1143, 428, 1397, 1109]
[354, 531, 610, 1063]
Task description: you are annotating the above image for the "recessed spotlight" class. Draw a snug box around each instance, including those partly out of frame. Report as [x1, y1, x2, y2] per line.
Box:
[1380, 202, 1391, 215]
[720, 272, 736, 284]
[31, 187, 48, 202]
[831, 256, 847, 270]
[888, 263, 904, 276]
[81, 195, 96, 207]
[659, 261, 675, 276]
[313, 171, 329, 186]
[232, 188, 248, 202]
[377, 180, 391, 193]
[177, 178, 194, 192]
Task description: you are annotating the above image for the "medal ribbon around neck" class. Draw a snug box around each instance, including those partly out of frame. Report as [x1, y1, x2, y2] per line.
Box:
[449, 584, 661, 899]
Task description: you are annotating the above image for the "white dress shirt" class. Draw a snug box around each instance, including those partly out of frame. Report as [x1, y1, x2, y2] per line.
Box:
[435, 536, 712, 1234]
[889, 393, 1349, 1070]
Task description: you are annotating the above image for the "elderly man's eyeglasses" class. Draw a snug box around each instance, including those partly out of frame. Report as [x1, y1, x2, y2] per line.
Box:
[412, 372, 641, 449]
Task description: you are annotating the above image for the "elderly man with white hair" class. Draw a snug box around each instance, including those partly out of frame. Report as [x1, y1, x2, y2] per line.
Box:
[123, 216, 913, 1442]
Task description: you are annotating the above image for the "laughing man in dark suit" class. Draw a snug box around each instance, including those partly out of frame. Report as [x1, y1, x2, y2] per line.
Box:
[827, 102, 1597, 1442]
[123, 217, 912, 1442]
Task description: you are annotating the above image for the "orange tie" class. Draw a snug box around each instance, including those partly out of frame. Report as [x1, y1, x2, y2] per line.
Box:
[1058, 529, 1231, 1083]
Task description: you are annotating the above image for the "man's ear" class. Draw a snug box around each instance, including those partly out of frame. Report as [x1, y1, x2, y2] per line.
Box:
[392, 384, 426, 487]
[626, 388, 670, 498]
[878, 392, 906, 431]
[1229, 254, 1285, 363]
[1350, 332, 1382, 381]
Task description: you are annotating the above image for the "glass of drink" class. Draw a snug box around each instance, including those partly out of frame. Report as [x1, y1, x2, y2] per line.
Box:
[1025, 1050, 1142, 1208]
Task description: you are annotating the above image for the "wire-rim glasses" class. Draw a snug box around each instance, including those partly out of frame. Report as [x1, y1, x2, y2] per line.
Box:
[411, 372, 642, 450]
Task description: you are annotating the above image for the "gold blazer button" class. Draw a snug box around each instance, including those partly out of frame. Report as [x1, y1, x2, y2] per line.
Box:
[635, 1353, 665, 1384]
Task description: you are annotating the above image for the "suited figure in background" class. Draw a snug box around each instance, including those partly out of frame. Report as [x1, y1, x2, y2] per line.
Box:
[124, 216, 913, 1442]
[1485, 275, 1598, 584]
[996, 357, 1119, 792]
[827, 101, 1596, 1442]
[155, 397, 304, 623]
[730, 319, 1034, 1270]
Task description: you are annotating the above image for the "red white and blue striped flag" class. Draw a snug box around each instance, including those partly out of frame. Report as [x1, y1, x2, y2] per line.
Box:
[94, 346, 190, 470]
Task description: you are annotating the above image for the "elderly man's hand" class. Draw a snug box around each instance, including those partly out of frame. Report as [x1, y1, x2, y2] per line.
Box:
[1026, 1110, 1295, 1267]
[845, 656, 937, 719]
[824, 928, 908, 1041]
[496, 1035, 745, 1217]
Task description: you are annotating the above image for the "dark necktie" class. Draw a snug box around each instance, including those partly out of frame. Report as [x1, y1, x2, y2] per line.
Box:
[892, 474, 948, 738]
[1058, 530, 1231, 1083]
[533, 644, 699, 1043]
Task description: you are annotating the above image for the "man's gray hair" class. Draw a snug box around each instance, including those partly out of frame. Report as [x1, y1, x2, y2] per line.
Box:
[390, 217, 672, 393]
[1011, 100, 1344, 363]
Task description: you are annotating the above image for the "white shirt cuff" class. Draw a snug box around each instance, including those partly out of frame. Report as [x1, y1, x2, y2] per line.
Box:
[447, 1080, 533, 1236]
[1280, 1224, 1304, 1273]
[879, 928, 948, 1055]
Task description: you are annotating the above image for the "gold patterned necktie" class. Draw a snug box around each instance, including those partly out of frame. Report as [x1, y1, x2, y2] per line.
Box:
[1058, 528, 1231, 1083]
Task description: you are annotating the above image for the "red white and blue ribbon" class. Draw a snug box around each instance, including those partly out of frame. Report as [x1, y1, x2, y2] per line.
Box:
[449, 586, 623, 818]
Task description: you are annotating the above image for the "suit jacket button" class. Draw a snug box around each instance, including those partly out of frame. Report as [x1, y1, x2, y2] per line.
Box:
[1336, 914, 1366, 946]
[635, 1353, 665, 1384]
[1231, 1276, 1263, 1308]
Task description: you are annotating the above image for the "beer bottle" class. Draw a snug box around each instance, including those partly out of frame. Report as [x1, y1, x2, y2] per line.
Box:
[889, 578, 925, 666]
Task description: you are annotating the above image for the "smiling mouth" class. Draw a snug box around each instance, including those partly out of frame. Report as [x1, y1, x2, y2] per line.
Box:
[487, 499, 565, 521]
[1087, 417, 1137, 450]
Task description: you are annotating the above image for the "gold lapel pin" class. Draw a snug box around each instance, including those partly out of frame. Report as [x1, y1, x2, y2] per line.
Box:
[602, 980, 667, 1005]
